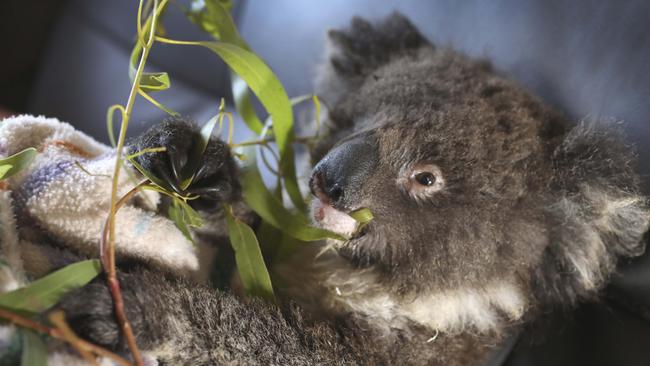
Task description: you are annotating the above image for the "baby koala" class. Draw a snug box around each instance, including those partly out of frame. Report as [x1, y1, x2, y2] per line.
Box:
[0, 12, 647, 366]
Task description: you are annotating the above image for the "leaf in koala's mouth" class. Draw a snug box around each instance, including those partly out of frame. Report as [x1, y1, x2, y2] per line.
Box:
[350, 208, 373, 231]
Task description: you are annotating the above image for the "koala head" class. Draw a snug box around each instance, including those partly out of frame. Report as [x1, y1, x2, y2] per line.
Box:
[308, 13, 649, 327]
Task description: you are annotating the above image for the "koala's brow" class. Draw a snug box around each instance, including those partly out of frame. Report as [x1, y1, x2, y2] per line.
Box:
[335, 129, 378, 148]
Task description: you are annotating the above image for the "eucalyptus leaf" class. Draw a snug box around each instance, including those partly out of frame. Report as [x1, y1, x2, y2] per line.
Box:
[187, 0, 245, 47]
[130, 1, 171, 93]
[186, 0, 265, 134]
[0, 260, 101, 315]
[240, 159, 344, 242]
[142, 72, 171, 93]
[155, 37, 306, 211]
[0, 165, 12, 179]
[224, 205, 275, 301]
[176, 198, 204, 227]
[127, 155, 174, 193]
[20, 330, 46, 366]
[0, 148, 37, 181]
[130, 42, 171, 93]
[186, 42, 291, 146]
[169, 198, 195, 244]
[232, 77, 264, 134]
[350, 208, 374, 225]
[350, 207, 374, 234]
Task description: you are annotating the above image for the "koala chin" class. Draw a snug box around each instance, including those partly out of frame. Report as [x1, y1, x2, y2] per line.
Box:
[1, 12, 648, 366]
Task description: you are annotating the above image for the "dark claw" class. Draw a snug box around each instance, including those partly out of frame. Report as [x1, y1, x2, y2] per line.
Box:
[167, 145, 187, 183]
[188, 185, 227, 200]
[194, 157, 223, 183]
[154, 163, 183, 194]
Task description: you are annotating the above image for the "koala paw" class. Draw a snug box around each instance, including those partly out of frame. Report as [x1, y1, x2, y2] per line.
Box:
[129, 118, 240, 210]
[57, 270, 159, 353]
[57, 277, 125, 350]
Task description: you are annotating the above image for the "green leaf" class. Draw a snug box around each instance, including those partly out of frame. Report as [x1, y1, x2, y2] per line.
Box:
[130, 1, 171, 93]
[224, 204, 274, 301]
[350, 208, 374, 225]
[156, 37, 306, 212]
[187, 0, 245, 47]
[350, 207, 374, 234]
[0, 148, 37, 181]
[174, 0, 310, 209]
[20, 330, 46, 366]
[168, 197, 204, 245]
[0, 260, 102, 315]
[130, 41, 171, 93]
[127, 155, 174, 193]
[177, 198, 204, 227]
[0, 165, 12, 178]
[232, 76, 265, 134]
[185, 0, 268, 134]
[168, 199, 195, 244]
[142, 72, 171, 93]
[190, 42, 291, 143]
[199, 41, 303, 211]
[240, 158, 344, 242]
[186, 0, 265, 134]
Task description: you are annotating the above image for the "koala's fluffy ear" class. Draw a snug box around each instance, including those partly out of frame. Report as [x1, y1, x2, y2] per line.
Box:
[316, 12, 431, 105]
[534, 123, 649, 307]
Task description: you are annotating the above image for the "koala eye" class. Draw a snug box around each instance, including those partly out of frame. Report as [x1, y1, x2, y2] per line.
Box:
[398, 163, 445, 202]
[414, 172, 436, 186]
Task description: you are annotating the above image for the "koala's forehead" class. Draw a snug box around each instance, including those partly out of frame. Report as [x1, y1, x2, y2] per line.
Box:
[352, 48, 493, 111]
[340, 48, 568, 180]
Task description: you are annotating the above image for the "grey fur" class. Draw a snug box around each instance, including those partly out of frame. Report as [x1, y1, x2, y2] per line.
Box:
[44, 12, 649, 365]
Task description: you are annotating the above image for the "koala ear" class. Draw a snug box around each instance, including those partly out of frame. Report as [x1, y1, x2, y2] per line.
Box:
[315, 12, 431, 105]
[534, 123, 649, 307]
[327, 12, 429, 77]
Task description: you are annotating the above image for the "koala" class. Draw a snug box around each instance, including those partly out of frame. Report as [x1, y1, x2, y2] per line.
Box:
[0, 12, 648, 366]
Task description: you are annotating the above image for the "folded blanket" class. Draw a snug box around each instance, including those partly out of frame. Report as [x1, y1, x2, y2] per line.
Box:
[0, 115, 200, 365]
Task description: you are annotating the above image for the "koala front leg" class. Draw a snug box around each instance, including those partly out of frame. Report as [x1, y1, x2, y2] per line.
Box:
[58, 268, 363, 365]
[129, 118, 241, 211]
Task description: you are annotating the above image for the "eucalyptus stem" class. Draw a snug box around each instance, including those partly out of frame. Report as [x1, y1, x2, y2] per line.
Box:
[48, 311, 100, 366]
[231, 135, 316, 148]
[101, 180, 150, 268]
[104, 0, 167, 365]
[0, 308, 132, 366]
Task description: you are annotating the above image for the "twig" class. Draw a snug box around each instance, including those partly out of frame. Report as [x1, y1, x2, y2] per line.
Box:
[104, 0, 167, 364]
[230, 135, 316, 148]
[100, 180, 150, 270]
[48, 310, 99, 366]
[100, 180, 149, 366]
[0, 308, 132, 366]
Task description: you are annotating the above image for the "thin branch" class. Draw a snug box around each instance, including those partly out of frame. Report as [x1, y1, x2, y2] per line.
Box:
[230, 135, 316, 148]
[100, 180, 150, 269]
[48, 311, 99, 366]
[0, 308, 132, 366]
[104, 0, 167, 363]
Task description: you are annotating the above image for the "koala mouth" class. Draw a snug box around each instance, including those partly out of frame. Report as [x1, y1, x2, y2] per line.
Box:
[311, 198, 360, 239]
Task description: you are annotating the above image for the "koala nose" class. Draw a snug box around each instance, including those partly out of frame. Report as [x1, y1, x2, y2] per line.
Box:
[310, 136, 377, 209]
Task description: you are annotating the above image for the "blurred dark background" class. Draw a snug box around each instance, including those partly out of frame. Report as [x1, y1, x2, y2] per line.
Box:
[1, 1, 649, 365]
